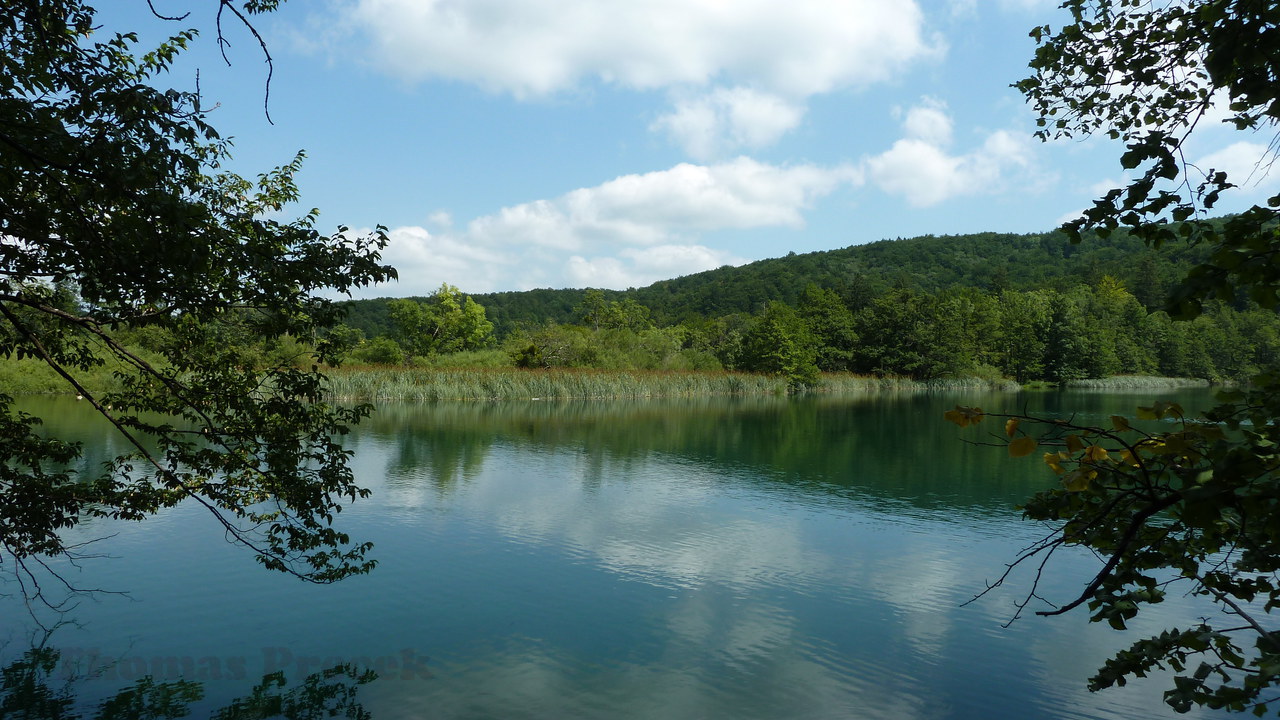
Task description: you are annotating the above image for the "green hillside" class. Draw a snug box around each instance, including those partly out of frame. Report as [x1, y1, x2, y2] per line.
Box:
[321, 219, 1280, 388]
[341, 226, 1206, 338]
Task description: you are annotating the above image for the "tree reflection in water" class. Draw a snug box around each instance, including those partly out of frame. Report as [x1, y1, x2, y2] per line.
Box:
[0, 633, 375, 720]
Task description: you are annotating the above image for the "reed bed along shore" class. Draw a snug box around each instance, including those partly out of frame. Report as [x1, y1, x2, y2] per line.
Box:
[1063, 375, 1213, 390]
[1, 356, 1199, 401]
[321, 366, 1021, 401]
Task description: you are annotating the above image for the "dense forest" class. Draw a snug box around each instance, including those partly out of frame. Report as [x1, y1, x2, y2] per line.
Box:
[343, 227, 1205, 336]
[330, 223, 1278, 388]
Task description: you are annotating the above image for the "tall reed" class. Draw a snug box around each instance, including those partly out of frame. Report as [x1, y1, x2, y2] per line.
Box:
[1063, 376, 1212, 390]
[321, 367, 1021, 401]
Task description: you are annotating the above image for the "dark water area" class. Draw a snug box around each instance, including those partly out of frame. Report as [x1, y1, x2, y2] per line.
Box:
[0, 388, 1234, 718]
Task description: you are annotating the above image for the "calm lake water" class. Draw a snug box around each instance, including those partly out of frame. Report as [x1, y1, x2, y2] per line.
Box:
[0, 388, 1237, 719]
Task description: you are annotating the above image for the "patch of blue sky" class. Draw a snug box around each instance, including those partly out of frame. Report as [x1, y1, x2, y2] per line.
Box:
[99, 1, 1272, 297]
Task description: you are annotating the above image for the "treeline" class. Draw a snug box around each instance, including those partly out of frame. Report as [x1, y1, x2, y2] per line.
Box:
[340, 226, 1211, 338]
[329, 277, 1280, 390]
[14, 229, 1265, 395]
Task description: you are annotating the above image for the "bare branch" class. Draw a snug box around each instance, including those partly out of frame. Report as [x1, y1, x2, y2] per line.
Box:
[1037, 492, 1182, 617]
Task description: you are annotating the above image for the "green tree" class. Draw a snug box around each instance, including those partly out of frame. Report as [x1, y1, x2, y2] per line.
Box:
[576, 288, 611, 331]
[962, 0, 1280, 713]
[1091, 277, 1158, 376]
[852, 288, 966, 379]
[738, 302, 819, 390]
[324, 324, 366, 359]
[352, 336, 406, 366]
[995, 289, 1052, 383]
[601, 298, 654, 332]
[936, 287, 1004, 374]
[681, 314, 749, 370]
[797, 283, 858, 371]
[0, 2, 395, 584]
[1041, 290, 1091, 383]
[388, 284, 495, 356]
[506, 323, 600, 368]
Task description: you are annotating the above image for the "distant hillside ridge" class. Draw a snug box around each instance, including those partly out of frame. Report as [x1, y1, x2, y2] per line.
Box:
[339, 225, 1208, 339]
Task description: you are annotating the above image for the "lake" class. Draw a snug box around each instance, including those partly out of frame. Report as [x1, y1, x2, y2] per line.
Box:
[0, 388, 1235, 719]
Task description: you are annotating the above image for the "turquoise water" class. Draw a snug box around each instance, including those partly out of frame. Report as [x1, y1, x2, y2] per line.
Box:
[0, 389, 1232, 718]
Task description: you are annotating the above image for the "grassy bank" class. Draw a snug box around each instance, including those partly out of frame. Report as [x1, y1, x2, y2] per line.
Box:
[0, 357, 1189, 401]
[0, 355, 127, 394]
[321, 366, 1020, 401]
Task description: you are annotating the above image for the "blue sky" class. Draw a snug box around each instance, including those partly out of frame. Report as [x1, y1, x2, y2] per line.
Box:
[118, 1, 1278, 298]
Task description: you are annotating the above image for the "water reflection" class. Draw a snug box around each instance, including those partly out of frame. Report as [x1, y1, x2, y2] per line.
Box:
[6, 389, 1228, 719]
[0, 632, 376, 719]
[354, 388, 1220, 520]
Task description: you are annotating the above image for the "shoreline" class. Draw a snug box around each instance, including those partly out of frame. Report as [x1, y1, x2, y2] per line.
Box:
[1, 358, 1218, 401]
[319, 367, 1209, 402]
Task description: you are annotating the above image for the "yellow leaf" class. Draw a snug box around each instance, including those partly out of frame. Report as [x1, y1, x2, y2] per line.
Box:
[1085, 445, 1110, 462]
[1162, 435, 1191, 457]
[1138, 401, 1186, 421]
[1065, 434, 1085, 453]
[1135, 439, 1164, 455]
[1118, 449, 1139, 466]
[943, 406, 984, 428]
[1062, 468, 1096, 492]
[1043, 452, 1065, 475]
[1009, 436, 1038, 458]
[1188, 423, 1225, 441]
[1005, 418, 1020, 438]
[1110, 415, 1132, 432]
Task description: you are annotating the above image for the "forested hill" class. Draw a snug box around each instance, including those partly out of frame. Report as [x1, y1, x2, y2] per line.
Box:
[626, 229, 1201, 323]
[341, 227, 1206, 338]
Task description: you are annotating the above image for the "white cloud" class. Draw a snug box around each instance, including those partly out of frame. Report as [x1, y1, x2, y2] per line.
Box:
[465, 199, 584, 250]
[471, 158, 859, 251]
[1051, 209, 1085, 227]
[950, 0, 1058, 15]
[866, 100, 1033, 207]
[1089, 177, 1128, 197]
[1054, 140, 1278, 228]
[331, 0, 939, 154]
[624, 244, 744, 275]
[900, 97, 953, 146]
[378, 225, 512, 284]
[567, 245, 748, 288]
[997, 0, 1057, 10]
[340, 0, 937, 97]
[652, 88, 806, 160]
[565, 256, 632, 289]
[1195, 141, 1279, 195]
[352, 159, 853, 296]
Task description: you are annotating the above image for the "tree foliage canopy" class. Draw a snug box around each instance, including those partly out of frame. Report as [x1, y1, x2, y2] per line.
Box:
[0, 1, 395, 590]
[1019, 0, 1280, 316]
[388, 284, 495, 356]
[959, 0, 1280, 714]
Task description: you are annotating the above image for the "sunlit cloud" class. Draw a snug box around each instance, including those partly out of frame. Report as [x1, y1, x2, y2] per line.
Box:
[337, 0, 937, 96]
[866, 99, 1034, 207]
[353, 158, 855, 296]
[567, 244, 748, 289]
[1195, 141, 1280, 196]
[328, 0, 940, 155]
[652, 88, 807, 160]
